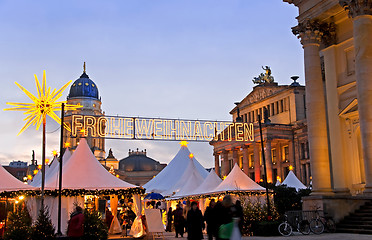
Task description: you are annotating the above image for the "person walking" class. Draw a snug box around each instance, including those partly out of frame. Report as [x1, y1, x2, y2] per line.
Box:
[234, 200, 243, 234]
[173, 204, 185, 238]
[166, 207, 173, 232]
[204, 200, 218, 240]
[67, 206, 85, 240]
[215, 195, 234, 240]
[186, 202, 204, 240]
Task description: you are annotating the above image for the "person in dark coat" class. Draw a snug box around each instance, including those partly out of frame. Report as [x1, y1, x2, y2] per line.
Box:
[67, 206, 85, 240]
[166, 207, 173, 232]
[186, 202, 204, 240]
[204, 200, 217, 240]
[173, 204, 185, 238]
[234, 200, 244, 234]
[215, 195, 234, 240]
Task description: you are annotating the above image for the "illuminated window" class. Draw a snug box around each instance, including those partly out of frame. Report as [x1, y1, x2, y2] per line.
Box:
[283, 145, 289, 162]
[93, 104, 96, 107]
[78, 82, 82, 86]
[92, 84, 95, 87]
[85, 83, 89, 86]
[272, 148, 277, 164]
[249, 154, 254, 168]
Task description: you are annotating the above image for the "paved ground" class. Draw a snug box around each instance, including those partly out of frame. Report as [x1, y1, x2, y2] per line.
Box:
[109, 231, 372, 239]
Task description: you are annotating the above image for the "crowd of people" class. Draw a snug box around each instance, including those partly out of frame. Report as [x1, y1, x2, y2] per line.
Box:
[166, 195, 243, 240]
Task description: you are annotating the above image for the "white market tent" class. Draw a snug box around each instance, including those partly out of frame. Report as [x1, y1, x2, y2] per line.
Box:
[191, 170, 222, 196]
[166, 158, 206, 197]
[143, 144, 208, 195]
[44, 138, 137, 190]
[0, 165, 36, 192]
[281, 170, 307, 191]
[211, 164, 265, 193]
[28, 138, 140, 235]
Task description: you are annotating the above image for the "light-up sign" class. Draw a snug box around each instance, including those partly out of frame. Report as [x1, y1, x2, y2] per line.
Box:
[70, 115, 254, 142]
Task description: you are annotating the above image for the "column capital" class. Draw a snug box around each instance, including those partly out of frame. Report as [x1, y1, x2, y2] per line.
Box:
[340, 0, 372, 18]
[292, 19, 336, 47]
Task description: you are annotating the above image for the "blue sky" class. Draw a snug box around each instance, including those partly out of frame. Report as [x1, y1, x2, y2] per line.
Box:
[0, 0, 302, 168]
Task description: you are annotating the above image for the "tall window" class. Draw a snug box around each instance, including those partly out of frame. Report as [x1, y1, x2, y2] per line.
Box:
[283, 145, 289, 162]
[272, 148, 277, 164]
[249, 154, 254, 168]
[280, 99, 284, 113]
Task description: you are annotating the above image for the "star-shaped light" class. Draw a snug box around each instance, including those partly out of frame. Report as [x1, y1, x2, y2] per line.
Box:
[180, 141, 188, 147]
[4, 71, 81, 135]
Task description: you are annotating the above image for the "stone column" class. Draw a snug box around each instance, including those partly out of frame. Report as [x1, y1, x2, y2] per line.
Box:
[276, 143, 283, 181]
[214, 152, 220, 177]
[341, 0, 372, 194]
[253, 142, 261, 182]
[242, 146, 249, 175]
[306, 163, 310, 186]
[292, 20, 333, 194]
[232, 149, 239, 167]
[265, 140, 273, 183]
[221, 150, 229, 177]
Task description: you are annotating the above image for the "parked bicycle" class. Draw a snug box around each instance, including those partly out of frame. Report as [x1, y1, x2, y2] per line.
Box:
[278, 214, 311, 236]
[309, 210, 336, 234]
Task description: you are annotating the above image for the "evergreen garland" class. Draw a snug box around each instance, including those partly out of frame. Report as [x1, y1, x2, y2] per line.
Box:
[83, 209, 108, 240]
[4, 204, 32, 240]
[31, 206, 56, 240]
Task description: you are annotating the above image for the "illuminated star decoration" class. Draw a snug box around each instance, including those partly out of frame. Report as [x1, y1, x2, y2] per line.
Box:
[4, 70, 82, 135]
[180, 141, 189, 147]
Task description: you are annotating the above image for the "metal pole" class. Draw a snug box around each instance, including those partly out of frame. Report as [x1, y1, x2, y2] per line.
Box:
[41, 115, 46, 209]
[258, 114, 272, 219]
[57, 103, 65, 235]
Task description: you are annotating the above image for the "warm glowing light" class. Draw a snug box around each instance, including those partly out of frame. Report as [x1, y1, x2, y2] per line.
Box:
[52, 150, 58, 156]
[116, 174, 119, 178]
[37, 164, 42, 170]
[18, 195, 25, 200]
[33, 170, 38, 175]
[180, 141, 189, 147]
[222, 175, 227, 180]
[260, 179, 263, 182]
[4, 71, 82, 135]
[45, 158, 50, 164]
[64, 142, 71, 148]
[276, 176, 281, 182]
[189, 153, 194, 159]
[27, 175, 33, 180]
[289, 165, 294, 171]
[23, 176, 27, 181]
[15, 200, 19, 204]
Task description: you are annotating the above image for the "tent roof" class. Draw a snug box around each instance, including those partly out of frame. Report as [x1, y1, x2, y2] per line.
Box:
[166, 158, 205, 197]
[190, 170, 222, 196]
[30, 149, 72, 187]
[0, 165, 36, 192]
[45, 138, 137, 190]
[281, 170, 306, 191]
[212, 164, 265, 193]
[143, 145, 208, 194]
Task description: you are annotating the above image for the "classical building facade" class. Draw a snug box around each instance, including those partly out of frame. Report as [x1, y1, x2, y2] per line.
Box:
[283, 0, 372, 197]
[210, 72, 310, 186]
[63, 64, 106, 160]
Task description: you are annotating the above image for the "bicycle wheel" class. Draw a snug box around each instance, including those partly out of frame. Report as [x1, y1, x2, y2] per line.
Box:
[298, 220, 311, 235]
[278, 222, 292, 237]
[325, 218, 336, 233]
[310, 219, 325, 234]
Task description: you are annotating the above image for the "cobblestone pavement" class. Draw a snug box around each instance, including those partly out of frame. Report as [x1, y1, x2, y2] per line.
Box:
[109, 231, 372, 240]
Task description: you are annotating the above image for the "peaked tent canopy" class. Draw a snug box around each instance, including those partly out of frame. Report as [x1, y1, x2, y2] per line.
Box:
[281, 170, 306, 191]
[190, 170, 222, 196]
[143, 144, 208, 194]
[30, 148, 72, 187]
[212, 164, 265, 193]
[45, 138, 138, 190]
[166, 158, 206, 197]
[0, 165, 36, 192]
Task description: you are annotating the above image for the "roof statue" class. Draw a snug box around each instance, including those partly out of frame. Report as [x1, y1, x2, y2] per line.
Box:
[252, 66, 275, 85]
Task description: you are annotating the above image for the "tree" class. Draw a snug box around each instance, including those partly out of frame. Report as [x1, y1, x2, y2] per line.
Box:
[83, 209, 108, 240]
[31, 206, 55, 240]
[4, 203, 32, 240]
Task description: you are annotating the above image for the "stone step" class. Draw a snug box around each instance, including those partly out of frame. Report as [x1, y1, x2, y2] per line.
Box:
[344, 216, 372, 221]
[337, 228, 372, 235]
[338, 220, 372, 225]
[338, 223, 372, 229]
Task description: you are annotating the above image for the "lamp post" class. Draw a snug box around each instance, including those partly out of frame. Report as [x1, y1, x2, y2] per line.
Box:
[57, 103, 65, 235]
[258, 114, 272, 220]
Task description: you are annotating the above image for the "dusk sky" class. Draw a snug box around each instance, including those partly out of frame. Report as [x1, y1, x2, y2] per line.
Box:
[0, 0, 303, 168]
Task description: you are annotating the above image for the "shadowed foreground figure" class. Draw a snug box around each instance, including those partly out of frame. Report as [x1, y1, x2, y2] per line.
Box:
[67, 206, 84, 240]
[187, 202, 204, 240]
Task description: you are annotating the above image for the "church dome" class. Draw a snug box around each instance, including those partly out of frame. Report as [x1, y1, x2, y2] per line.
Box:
[119, 149, 163, 172]
[68, 71, 99, 100]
